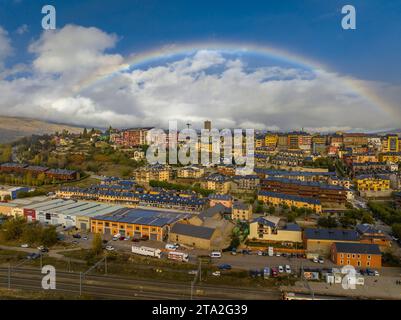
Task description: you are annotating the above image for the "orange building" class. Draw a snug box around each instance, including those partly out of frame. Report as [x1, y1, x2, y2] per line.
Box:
[331, 242, 382, 269]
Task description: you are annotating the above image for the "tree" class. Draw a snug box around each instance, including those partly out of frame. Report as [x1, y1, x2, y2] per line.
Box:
[92, 233, 103, 256]
[40, 226, 58, 246]
[2, 217, 26, 240]
[317, 216, 338, 228]
[392, 223, 401, 239]
[361, 212, 374, 225]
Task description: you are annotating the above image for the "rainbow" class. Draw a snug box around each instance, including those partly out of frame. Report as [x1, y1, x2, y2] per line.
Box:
[74, 41, 398, 119]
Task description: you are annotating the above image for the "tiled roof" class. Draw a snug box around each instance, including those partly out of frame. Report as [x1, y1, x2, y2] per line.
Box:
[258, 190, 321, 205]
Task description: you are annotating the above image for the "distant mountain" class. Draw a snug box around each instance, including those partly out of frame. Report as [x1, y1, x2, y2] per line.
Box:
[373, 128, 401, 136]
[0, 116, 83, 143]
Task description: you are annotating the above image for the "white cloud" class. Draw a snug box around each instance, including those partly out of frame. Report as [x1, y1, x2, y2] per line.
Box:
[15, 24, 28, 35]
[0, 24, 400, 132]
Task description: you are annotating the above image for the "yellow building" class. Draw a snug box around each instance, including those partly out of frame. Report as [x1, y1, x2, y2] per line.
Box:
[133, 165, 171, 183]
[257, 191, 322, 213]
[169, 223, 220, 250]
[255, 137, 264, 148]
[264, 134, 278, 148]
[231, 201, 252, 221]
[382, 135, 400, 153]
[379, 152, 401, 163]
[355, 175, 390, 192]
[177, 166, 205, 179]
[248, 216, 302, 243]
[201, 174, 231, 194]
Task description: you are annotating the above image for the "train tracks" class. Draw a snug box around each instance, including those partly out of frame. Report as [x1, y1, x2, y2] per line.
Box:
[0, 267, 281, 300]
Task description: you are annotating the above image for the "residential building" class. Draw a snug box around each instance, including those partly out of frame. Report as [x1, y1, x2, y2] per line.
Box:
[258, 191, 322, 213]
[355, 174, 391, 192]
[303, 228, 360, 256]
[201, 174, 231, 194]
[177, 166, 205, 179]
[356, 224, 392, 249]
[248, 216, 302, 243]
[331, 242, 382, 268]
[133, 165, 171, 183]
[231, 201, 252, 221]
[208, 194, 233, 208]
[261, 177, 348, 204]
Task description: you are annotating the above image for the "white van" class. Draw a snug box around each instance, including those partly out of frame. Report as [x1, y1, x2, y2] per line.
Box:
[210, 251, 222, 258]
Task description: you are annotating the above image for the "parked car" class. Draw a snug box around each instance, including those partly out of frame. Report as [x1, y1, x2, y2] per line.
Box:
[282, 253, 287, 257]
[257, 250, 263, 256]
[318, 257, 324, 264]
[72, 234, 81, 239]
[218, 264, 232, 270]
[231, 248, 237, 255]
[212, 271, 221, 277]
[366, 268, 375, 276]
[165, 243, 179, 250]
[249, 270, 261, 278]
[140, 235, 149, 241]
[312, 257, 319, 263]
[242, 249, 251, 255]
[27, 253, 41, 260]
[359, 269, 366, 276]
[105, 245, 115, 251]
[271, 267, 279, 277]
[40, 247, 49, 253]
[276, 253, 281, 257]
[278, 265, 284, 273]
[112, 235, 120, 241]
[119, 236, 125, 241]
[188, 270, 198, 275]
[374, 270, 380, 276]
[20, 244, 29, 248]
[82, 236, 88, 241]
[285, 265, 291, 274]
[131, 238, 140, 242]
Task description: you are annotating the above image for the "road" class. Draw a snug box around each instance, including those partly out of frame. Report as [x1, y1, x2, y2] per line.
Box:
[0, 267, 281, 300]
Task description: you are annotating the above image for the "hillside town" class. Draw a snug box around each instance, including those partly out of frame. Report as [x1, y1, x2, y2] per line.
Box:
[1, 122, 401, 300]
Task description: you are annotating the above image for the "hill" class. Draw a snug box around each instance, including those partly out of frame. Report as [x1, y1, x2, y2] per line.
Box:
[0, 116, 83, 143]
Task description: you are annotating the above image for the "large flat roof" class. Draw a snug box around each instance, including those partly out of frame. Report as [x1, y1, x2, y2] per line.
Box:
[93, 208, 191, 227]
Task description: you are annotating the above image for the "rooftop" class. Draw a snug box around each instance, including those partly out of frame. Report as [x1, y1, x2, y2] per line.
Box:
[170, 223, 216, 240]
[333, 242, 381, 255]
[304, 228, 360, 241]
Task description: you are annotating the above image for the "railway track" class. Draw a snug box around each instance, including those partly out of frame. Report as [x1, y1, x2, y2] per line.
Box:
[0, 267, 280, 300]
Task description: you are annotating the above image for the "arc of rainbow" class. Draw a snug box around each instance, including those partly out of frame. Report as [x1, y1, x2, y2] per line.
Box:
[73, 41, 398, 119]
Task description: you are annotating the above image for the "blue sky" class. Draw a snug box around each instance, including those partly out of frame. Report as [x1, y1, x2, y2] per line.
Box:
[0, 0, 400, 130]
[1, 0, 400, 83]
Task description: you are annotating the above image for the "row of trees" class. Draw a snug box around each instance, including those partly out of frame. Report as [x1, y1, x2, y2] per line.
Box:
[1, 217, 58, 246]
[368, 201, 401, 239]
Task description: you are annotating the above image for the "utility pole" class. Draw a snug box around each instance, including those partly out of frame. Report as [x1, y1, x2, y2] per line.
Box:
[8, 263, 11, 289]
[80, 272, 83, 296]
[105, 256, 107, 275]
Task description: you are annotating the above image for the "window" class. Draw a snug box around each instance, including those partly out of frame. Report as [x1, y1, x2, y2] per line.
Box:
[366, 261, 370, 267]
[357, 254, 361, 259]
[367, 255, 371, 260]
[347, 260, 350, 265]
[357, 261, 361, 267]
[340, 253, 344, 258]
[340, 260, 344, 264]
[352, 254, 356, 259]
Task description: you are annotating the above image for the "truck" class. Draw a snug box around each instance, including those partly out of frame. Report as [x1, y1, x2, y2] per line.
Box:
[268, 247, 274, 257]
[167, 251, 189, 262]
[131, 245, 162, 258]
